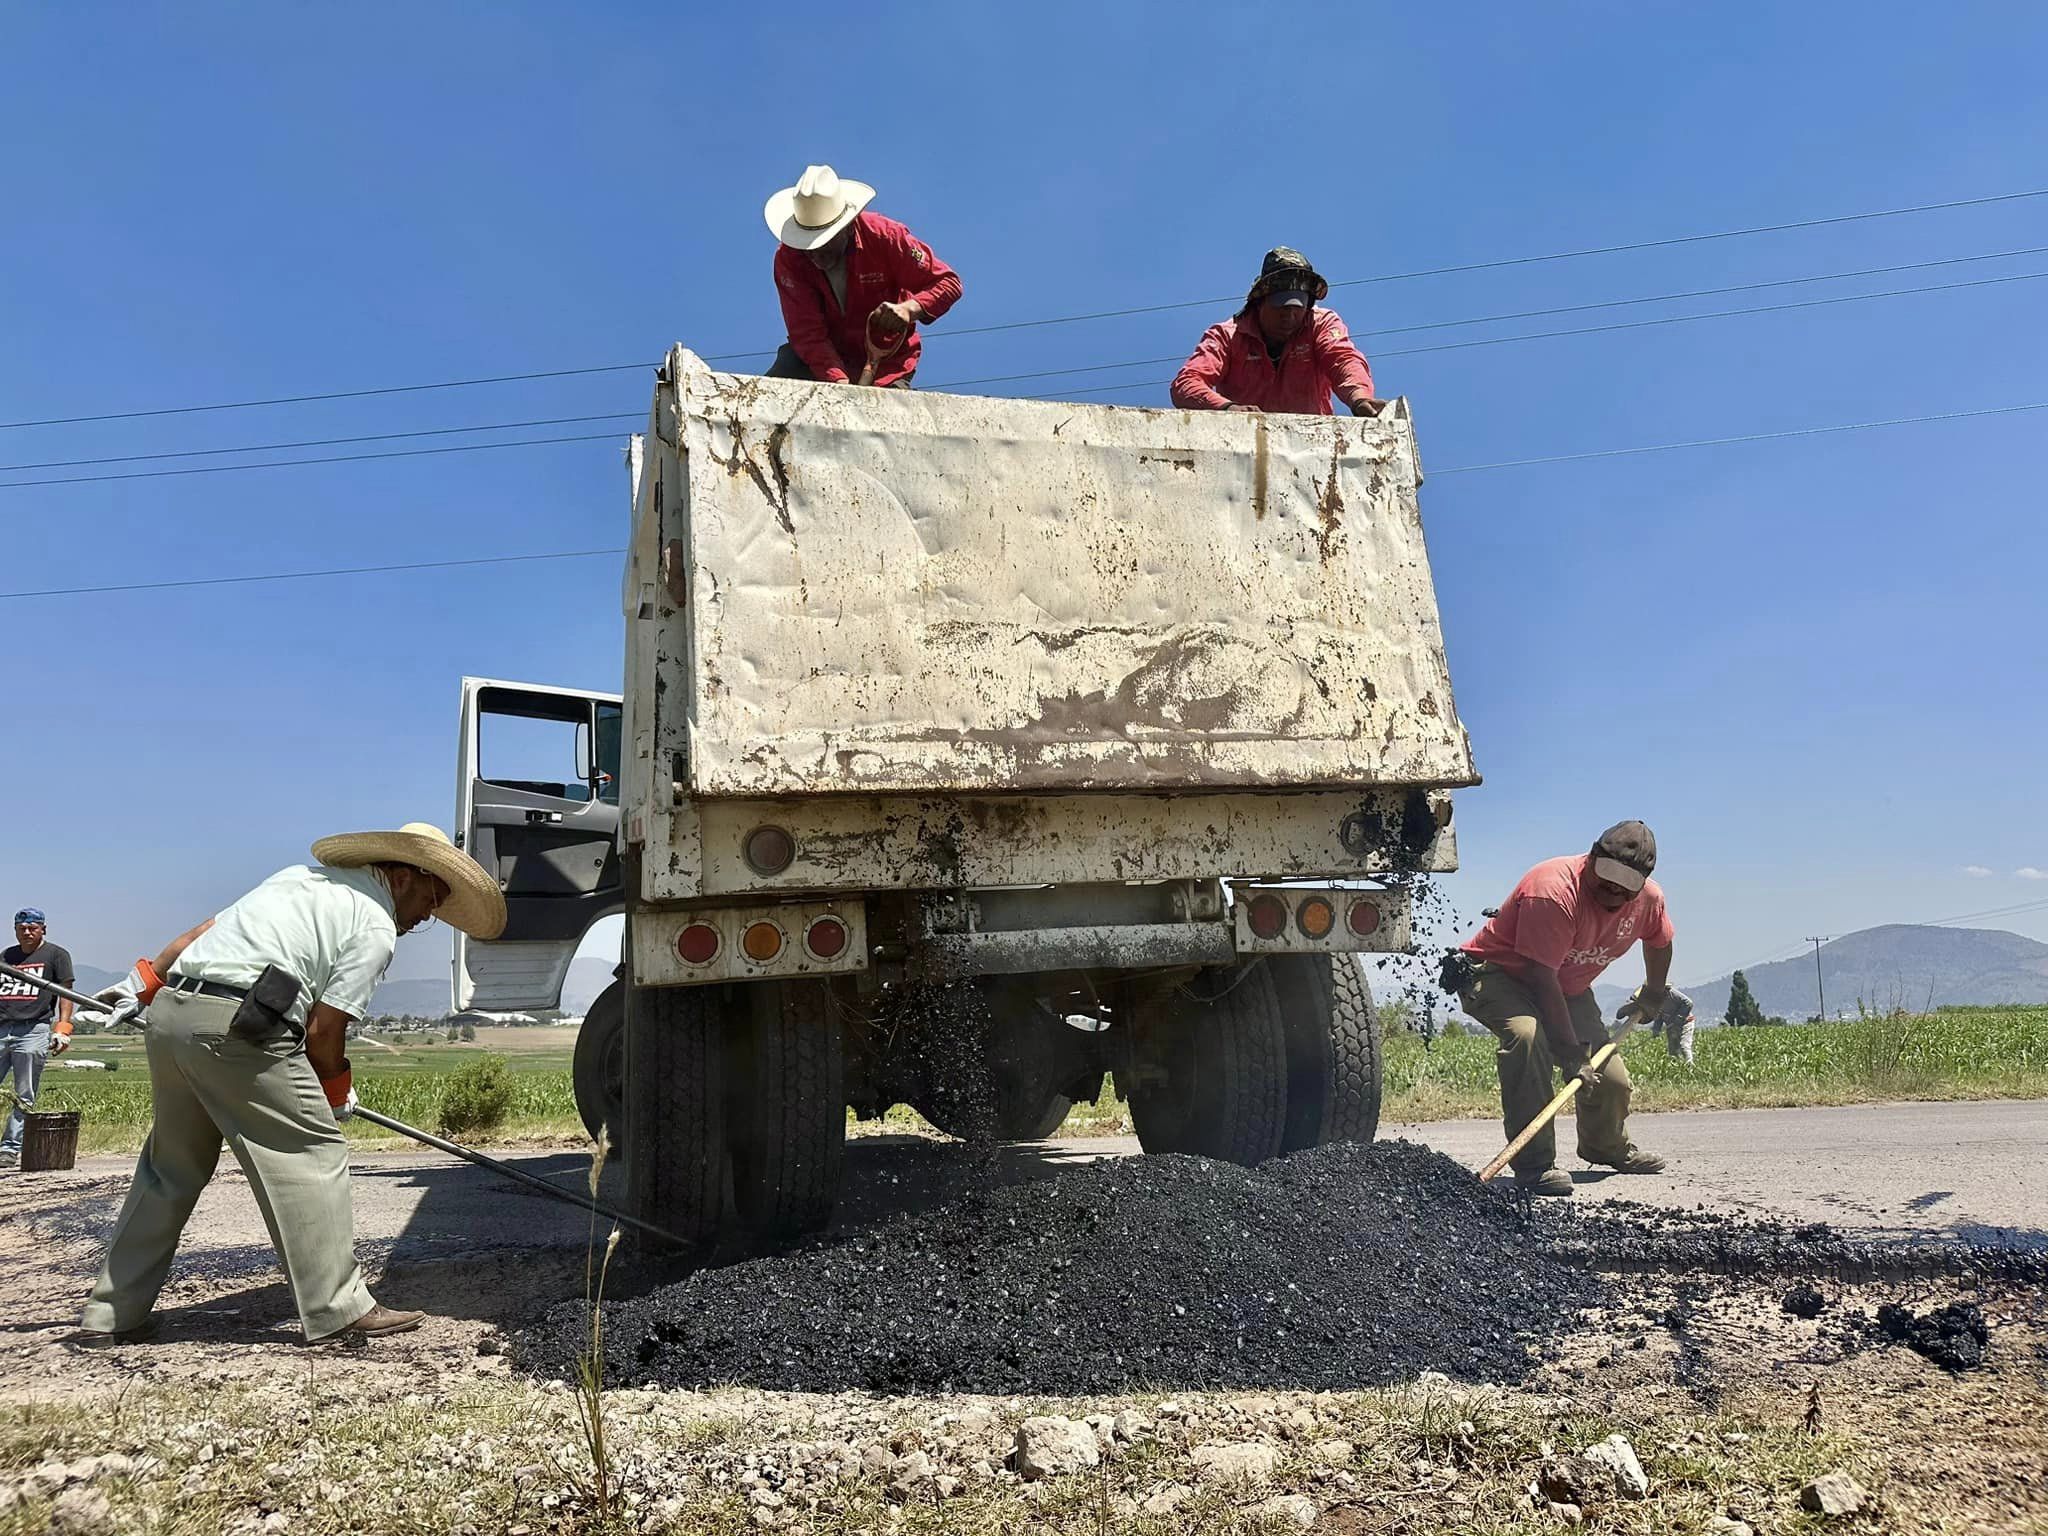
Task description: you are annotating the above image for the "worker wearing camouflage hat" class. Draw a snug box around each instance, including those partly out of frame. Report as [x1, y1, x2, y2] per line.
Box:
[1454, 822, 1675, 1196]
[77, 824, 506, 1343]
[1170, 247, 1385, 417]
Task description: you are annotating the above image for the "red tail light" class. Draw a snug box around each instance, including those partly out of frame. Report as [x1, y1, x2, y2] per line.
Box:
[805, 916, 848, 960]
[677, 922, 720, 965]
[1347, 900, 1381, 938]
[1246, 894, 1288, 940]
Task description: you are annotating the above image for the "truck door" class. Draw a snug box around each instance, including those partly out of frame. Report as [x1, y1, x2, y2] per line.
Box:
[453, 677, 624, 1013]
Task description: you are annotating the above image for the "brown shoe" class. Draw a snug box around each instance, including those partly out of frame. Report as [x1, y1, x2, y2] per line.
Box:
[1590, 1145, 1666, 1174]
[342, 1304, 427, 1339]
[1514, 1167, 1575, 1197]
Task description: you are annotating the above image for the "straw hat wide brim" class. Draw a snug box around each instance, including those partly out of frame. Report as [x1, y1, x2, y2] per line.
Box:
[311, 824, 508, 940]
[763, 178, 875, 250]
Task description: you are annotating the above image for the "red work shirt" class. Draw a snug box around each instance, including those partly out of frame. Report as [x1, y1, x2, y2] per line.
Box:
[1170, 308, 1376, 415]
[772, 211, 962, 388]
[1461, 855, 1676, 997]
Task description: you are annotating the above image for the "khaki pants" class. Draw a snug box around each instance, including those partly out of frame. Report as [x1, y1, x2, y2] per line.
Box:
[1458, 963, 1631, 1174]
[81, 988, 373, 1341]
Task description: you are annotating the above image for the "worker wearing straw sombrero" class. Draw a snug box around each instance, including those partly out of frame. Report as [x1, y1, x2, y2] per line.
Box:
[79, 824, 505, 1344]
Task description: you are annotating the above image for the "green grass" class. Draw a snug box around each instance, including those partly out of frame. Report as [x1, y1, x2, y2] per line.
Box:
[32, 1006, 2048, 1156]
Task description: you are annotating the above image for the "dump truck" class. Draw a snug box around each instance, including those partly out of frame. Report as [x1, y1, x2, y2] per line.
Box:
[452, 345, 1477, 1245]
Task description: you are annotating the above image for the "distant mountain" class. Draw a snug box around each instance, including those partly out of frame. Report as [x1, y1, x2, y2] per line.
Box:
[1595, 924, 2048, 1023]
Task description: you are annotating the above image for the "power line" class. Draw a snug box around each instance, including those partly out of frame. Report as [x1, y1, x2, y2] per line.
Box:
[4, 396, 2044, 596]
[0, 413, 640, 474]
[25, 245, 2046, 477]
[0, 431, 628, 489]
[0, 548, 625, 600]
[1424, 400, 2048, 476]
[4, 397, 2041, 497]
[7, 186, 2044, 434]
[922, 264, 2048, 394]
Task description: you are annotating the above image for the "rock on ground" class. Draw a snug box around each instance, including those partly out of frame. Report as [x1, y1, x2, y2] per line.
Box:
[1191, 1441, 1278, 1485]
[1255, 1493, 1319, 1528]
[1800, 1472, 1870, 1516]
[522, 1142, 1605, 1394]
[1014, 1416, 1100, 1480]
[1582, 1434, 1648, 1499]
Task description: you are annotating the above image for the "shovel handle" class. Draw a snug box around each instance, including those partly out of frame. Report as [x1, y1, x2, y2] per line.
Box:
[1478, 1036, 1624, 1183]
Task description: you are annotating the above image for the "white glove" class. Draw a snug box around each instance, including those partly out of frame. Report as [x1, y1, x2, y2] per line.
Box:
[89, 983, 144, 1031]
[50, 1030, 72, 1056]
[332, 1088, 358, 1123]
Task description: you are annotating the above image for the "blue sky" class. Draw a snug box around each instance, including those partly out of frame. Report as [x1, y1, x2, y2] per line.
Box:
[5, 4, 2046, 994]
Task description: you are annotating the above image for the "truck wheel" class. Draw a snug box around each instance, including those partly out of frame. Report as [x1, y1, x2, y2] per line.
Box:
[572, 980, 625, 1151]
[623, 981, 727, 1253]
[729, 979, 845, 1238]
[1126, 963, 1288, 1166]
[1270, 954, 1384, 1153]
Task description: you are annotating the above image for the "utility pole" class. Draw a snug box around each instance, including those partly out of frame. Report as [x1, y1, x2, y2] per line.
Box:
[1806, 936, 1831, 1021]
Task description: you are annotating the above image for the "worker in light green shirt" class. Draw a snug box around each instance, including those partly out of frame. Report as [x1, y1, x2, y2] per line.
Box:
[79, 823, 505, 1344]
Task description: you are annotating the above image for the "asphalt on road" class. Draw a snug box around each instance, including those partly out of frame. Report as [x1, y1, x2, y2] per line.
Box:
[11, 1100, 2041, 1311]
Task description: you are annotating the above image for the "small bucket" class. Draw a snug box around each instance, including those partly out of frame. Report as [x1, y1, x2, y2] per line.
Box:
[21, 1111, 81, 1172]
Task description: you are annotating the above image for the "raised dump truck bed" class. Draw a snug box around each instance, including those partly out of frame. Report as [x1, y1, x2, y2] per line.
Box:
[456, 345, 1479, 1247]
[653, 355, 1475, 798]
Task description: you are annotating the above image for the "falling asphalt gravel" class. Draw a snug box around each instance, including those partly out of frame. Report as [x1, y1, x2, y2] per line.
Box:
[522, 1141, 1608, 1394]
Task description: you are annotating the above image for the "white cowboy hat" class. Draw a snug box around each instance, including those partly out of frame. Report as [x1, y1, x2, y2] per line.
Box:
[311, 822, 508, 940]
[763, 164, 875, 250]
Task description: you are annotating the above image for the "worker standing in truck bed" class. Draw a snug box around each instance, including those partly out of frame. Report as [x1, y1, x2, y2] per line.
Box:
[765, 163, 962, 388]
[1452, 821, 1674, 1196]
[77, 823, 505, 1343]
[1171, 247, 1384, 417]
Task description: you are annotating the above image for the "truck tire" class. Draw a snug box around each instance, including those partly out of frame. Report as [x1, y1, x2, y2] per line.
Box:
[1126, 963, 1288, 1166]
[623, 980, 726, 1253]
[572, 980, 626, 1150]
[1271, 954, 1384, 1153]
[729, 979, 845, 1238]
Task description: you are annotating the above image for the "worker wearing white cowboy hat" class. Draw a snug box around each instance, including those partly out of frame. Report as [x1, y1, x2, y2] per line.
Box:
[764, 163, 962, 389]
[78, 824, 506, 1344]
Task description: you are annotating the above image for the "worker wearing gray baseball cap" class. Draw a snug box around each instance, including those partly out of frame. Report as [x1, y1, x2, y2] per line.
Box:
[1452, 822, 1675, 1195]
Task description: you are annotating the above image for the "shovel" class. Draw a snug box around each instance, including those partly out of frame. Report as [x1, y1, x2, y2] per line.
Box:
[0, 958, 685, 1245]
[1477, 986, 1693, 1183]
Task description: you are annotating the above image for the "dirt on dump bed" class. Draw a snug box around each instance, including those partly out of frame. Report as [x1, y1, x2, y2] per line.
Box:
[521, 1141, 1608, 1395]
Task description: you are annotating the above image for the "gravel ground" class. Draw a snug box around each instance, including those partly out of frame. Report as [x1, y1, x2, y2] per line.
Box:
[523, 1140, 1610, 1394]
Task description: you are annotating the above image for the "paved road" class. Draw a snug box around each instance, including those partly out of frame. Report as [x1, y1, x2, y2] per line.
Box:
[7, 1100, 2040, 1331]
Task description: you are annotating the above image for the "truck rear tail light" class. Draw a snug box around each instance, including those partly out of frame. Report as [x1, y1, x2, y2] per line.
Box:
[1297, 896, 1335, 940]
[1246, 893, 1288, 940]
[676, 922, 720, 965]
[1347, 899, 1382, 938]
[742, 921, 785, 963]
[742, 824, 796, 876]
[805, 916, 848, 960]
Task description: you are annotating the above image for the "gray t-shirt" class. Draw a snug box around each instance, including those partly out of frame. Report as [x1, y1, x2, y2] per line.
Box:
[0, 942, 73, 1026]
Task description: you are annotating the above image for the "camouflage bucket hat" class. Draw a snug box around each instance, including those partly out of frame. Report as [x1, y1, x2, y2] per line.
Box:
[1246, 246, 1330, 306]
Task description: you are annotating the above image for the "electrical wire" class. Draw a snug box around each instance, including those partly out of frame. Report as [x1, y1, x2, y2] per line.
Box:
[4, 397, 2041, 595]
[7, 187, 2043, 433]
[0, 549, 624, 600]
[21, 249, 2045, 478]
[0, 431, 628, 489]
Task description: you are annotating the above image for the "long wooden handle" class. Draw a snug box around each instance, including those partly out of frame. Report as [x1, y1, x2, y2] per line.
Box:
[1478, 1037, 1622, 1182]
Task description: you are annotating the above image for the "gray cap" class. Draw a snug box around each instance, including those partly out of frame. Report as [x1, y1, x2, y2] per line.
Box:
[1591, 820, 1657, 892]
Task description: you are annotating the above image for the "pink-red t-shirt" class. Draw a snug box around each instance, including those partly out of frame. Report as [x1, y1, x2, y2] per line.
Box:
[1461, 855, 1674, 996]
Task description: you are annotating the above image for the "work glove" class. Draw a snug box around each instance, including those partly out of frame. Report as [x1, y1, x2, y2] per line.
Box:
[1348, 397, 1387, 418]
[90, 982, 143, 1032]
[322, 1062, 355, 1123]
[332, 1087, 358, 1123]
[50, 1030, 71, 1056]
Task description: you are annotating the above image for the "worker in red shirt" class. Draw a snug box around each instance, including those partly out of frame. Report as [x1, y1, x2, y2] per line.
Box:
[1170, 247, 1383, 417]
[764, 164, 962, 389]
[1453, 821, 1675, 1196]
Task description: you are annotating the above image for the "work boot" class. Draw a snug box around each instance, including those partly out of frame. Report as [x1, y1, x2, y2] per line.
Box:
[71, 1318, 159, 1346]
[1514, 1167, 1575, 1197]
[340, 1304, 427, 1339]
[1589, 1145, 1666, 1175]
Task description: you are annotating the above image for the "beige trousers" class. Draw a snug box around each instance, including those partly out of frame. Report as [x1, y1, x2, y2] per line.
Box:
[81, 988, 373, 1340]
[1458, 962, 1632, 1174]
